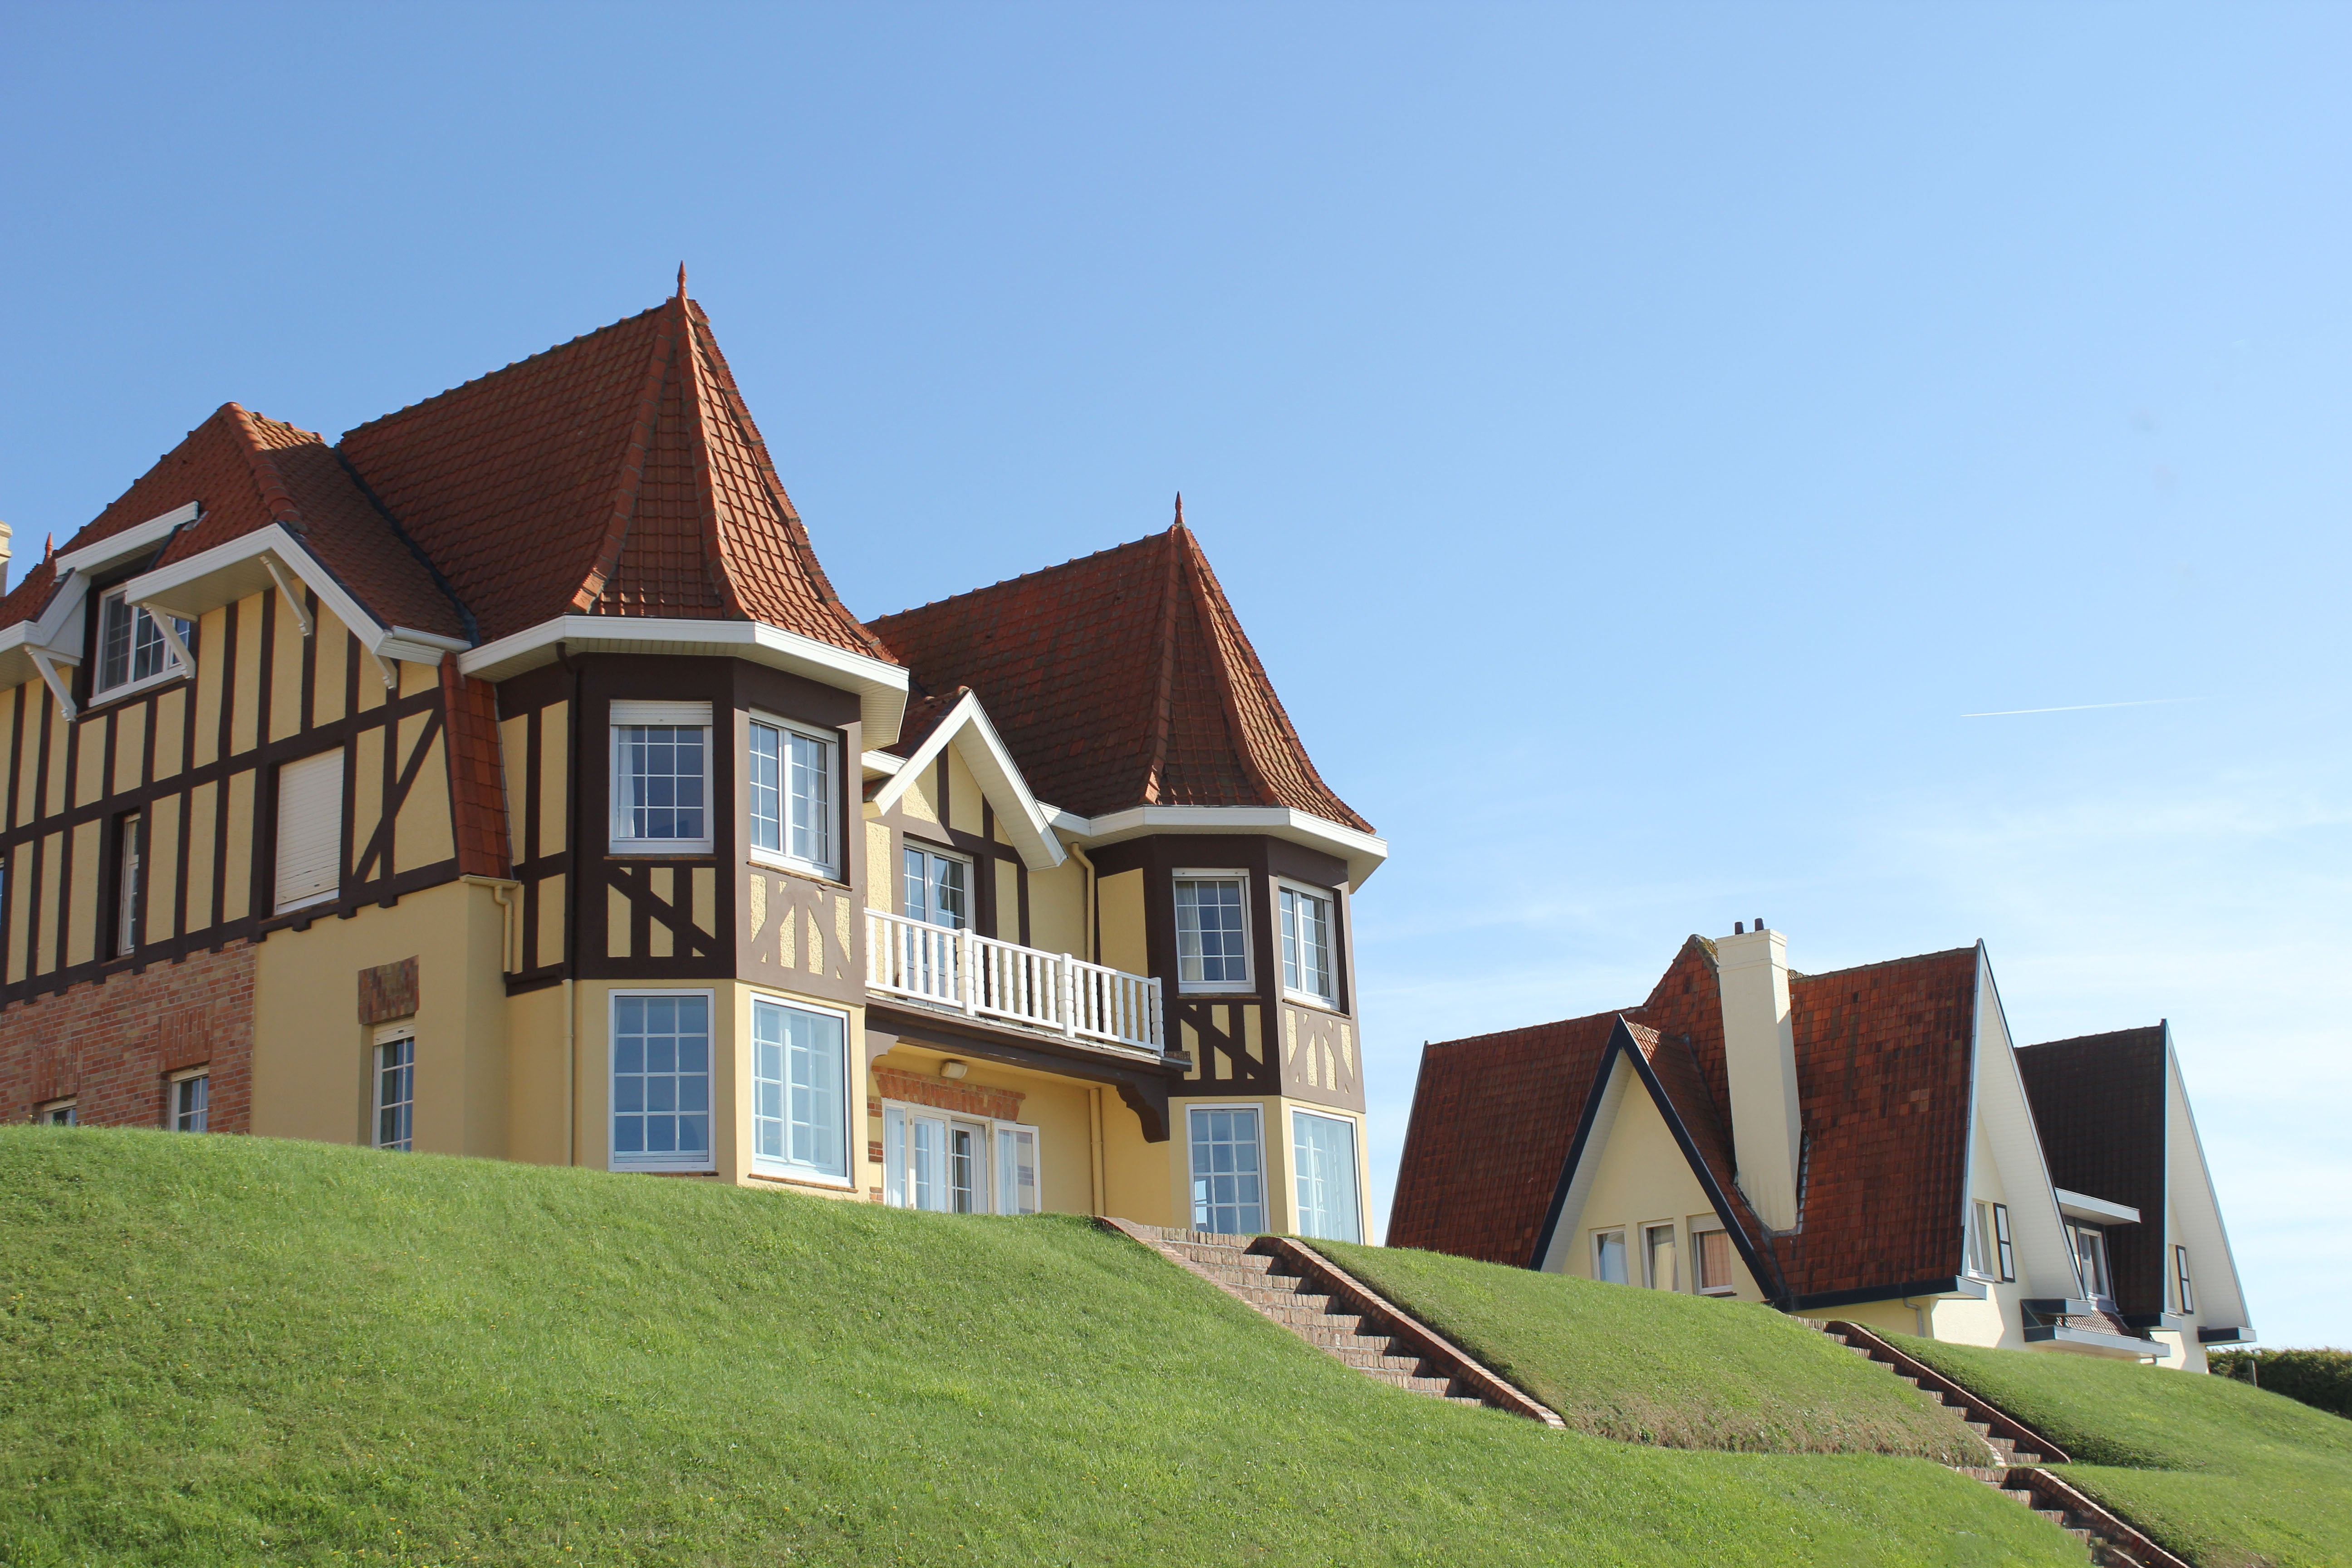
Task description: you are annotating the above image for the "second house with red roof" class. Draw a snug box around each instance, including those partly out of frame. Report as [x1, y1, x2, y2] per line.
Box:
[0, 278, 1382, 1243]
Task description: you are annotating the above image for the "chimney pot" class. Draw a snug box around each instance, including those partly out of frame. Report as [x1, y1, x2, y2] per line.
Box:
[1734, 921, 1744, 935]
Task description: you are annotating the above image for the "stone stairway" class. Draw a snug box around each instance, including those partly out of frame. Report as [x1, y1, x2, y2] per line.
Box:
[1100, 1218, 1563, 1427]
[1812, 1320, 2190, 1568]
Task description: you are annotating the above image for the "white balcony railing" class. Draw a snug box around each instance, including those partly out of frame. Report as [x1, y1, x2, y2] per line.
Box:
[866, 908, 1166, 1055]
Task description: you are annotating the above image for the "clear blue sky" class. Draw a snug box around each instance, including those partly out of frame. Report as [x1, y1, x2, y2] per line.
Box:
[5, 4, 2345, 1344]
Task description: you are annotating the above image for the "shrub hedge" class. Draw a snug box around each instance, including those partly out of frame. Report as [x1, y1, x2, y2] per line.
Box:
[2209, 1348, 2352, 1419]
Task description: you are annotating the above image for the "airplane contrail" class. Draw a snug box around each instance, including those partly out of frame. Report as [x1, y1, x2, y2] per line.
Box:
[1962, 698, 2191, 718]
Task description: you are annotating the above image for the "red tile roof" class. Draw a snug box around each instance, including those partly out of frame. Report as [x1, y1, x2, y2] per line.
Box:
[867, 519, 1369, 828]
[1391, 937, 1984, 1301]
[338, 293, 882, 656]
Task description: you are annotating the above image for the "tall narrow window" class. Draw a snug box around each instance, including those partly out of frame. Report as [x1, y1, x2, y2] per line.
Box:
[902, 847, 968, 929]
[115, 812, 144, 955]
[610, 701, 712, 853]
[1693, 1226, 1736, 1294]
[1970, 1200, 1997, 1279]
[610, 992, 713, 1171]
[1644, 1223, 1678, 1290]
[1174, 875, 1250, 991]
[749, 719, 834, 875]
[375, 1033, 415, 1152]
[1279, 884, 1335, 1002]
[1991, 1202, 2015, 1283]
[1593, 1229, 1629, 1284]
[2174, 1245, 2195, 1313]
[995, 1124, 1040, 1215]
[169, 1070, 209, 1133]
[1291, 1109, 1362, 1242]
[275, 749, 344, 912]
[1188, 1105, 1264, 1234]
[94, 589, 190, 698]
[750, 997, 848, 1181]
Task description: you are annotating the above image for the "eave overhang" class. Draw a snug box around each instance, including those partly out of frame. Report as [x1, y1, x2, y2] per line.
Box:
[2053, 1188, 2141, 1226]
[1046, 803, 1388, 890]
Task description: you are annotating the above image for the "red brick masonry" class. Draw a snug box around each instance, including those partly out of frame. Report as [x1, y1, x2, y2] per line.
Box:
[871, 1065, 1026, 1123]
[0, 943, 255, 1131]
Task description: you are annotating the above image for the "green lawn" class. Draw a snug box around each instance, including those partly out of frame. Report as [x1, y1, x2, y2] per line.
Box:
[0, 1129, 2086, 1567]
[1892, 1333, 2352, 1568]
[1309, 1239, 1983, 1461]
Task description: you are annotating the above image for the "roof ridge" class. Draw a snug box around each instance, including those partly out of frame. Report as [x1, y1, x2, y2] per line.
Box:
[866, 530, 1167, 625]
[675, 299, 746, 619]
[573, 302, 678, 612]
[340, 303, 671, 442]
[222, 404, 310, 534]
[1793, 945, 1979, 983]
[1140, 530, 1181, 804]
[1175, 523, 1277, 806]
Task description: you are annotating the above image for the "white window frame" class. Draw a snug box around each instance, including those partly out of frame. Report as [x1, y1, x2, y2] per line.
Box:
[1275, 878, 1338, 1007]
[91, 586, 191, 703]
[608, 988, 718, 1173]
[877, 1098, 1042, 1214]
[38, 1097, 77, 1127]
[2174, 1244, 2195, 1313]
[1641, 1220, 1678, 1291]
[1691, 1222, 1737, 1295]
[609, 700, 714, 855]
[167, 1066, 209, 1133]
[374, 1025, 416, 1152]
[748, 992, 853, 1188]
[1173, 871, 1253, 995]
[902, 840, 972, 930]
[1968, 1199, 1998, 1281]
[746, 711, 838, 880]
[1186, 1102, 1267, 1234]
[1289, 1107, 1363, 1243]
[1592, 1227, 1630, 1285]
[115, 810, 143, 956]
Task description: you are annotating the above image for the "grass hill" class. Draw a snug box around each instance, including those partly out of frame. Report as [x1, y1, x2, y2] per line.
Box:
[1896, 1333, 2352, 1568]
[1310, 1238, 1982, 1460]
[0, 1128, 2085, 1567]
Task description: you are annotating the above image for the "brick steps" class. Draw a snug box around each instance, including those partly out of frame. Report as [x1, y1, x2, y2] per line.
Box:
[1100, 1218, 1563, 1427]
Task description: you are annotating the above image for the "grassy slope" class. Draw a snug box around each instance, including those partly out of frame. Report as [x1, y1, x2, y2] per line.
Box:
[0, 1131, 2086, 1568]
[1894, 1334, 2352, 1568]
[1310, 1239, 1982, 1462]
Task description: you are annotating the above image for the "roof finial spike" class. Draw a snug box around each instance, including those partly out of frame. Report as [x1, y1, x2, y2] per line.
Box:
[1172, 491, 1185, 531]
[676, 261, 688, 299]
[42, 532, 54, 564]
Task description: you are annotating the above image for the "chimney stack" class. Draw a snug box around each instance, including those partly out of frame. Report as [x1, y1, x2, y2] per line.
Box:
[1715, 923, 1803, 1231]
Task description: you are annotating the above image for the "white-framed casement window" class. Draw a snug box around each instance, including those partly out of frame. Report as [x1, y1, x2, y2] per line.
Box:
[611, 701, 713, 854]
[374, 1028, 415, 1152]
[1643, 1222, 1678, 1290]
[114, 811, 144, 955]
[2068, 1222, 2112, 1300]
[1174, 873, 1251, 993]
[274, 748, 344, 912]
[1692, 1224, 1737, 1295]
[610, 990, 715, 1172]
[38, 1098, 77, 1127]
[1187, 1104, 1265, 1233]
[1277, 881, 1336, 1005]
[2174, 1245, 2195, 1313]
[1290, 1108, 1362, 1242]
[902, 843, 968, 929]
[748, 715, 836, 877]
[881, 1101, 1041, 1215]
[750, 995, 849, 1185]
[1969, 1200, 2017, 1283]
[93, 588, 191, 701]
[1592, 1228, 1630, 1284]
[168, 1068, 209, 1133]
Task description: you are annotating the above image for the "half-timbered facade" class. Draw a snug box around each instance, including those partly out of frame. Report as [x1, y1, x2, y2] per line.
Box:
[0, 279, 1385, 1242]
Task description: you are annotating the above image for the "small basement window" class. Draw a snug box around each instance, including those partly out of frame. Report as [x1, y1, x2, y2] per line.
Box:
[1692, 1225, 1736, 1295]
[38, 1098, 77, 1127]
[168, 1068, 209, 1133]
[1643, 1223, 1678, 1290]
[1592, 1228, 1629, 1284]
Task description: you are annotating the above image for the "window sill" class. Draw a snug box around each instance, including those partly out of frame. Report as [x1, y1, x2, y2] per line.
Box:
[1697, 1287, 1738, 1298]
[748, 1166, 855, 1191]
[1178, 983, 1256, 997]
[1281, 989, 1342, 1013]
[747, 848, 842, 884]
[85, 665, 191, 713]
[608, 843, 715, 858]
[611, 1161, 718, 1176]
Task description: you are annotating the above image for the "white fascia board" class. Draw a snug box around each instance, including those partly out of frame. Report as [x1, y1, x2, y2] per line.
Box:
[2163, 1024, 2253, 1333]
[867, 691, 1064, 871]
[0, 570, 93, 695]
[1974, 944, 2080, 1297]
[459, 615, 910, 744]
[2054, 1189, 2142, 1225]
[861, 750, 905, 779]
[54, 502, 200, 575]
[1049, 804, 1389, 889]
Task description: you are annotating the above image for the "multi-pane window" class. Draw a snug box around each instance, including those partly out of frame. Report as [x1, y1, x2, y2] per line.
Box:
[115, 812, 143, 955]
[170, 1071, 209, 1133]
[1693, 1226, 1736, 1294]
[1969, 1200, 2017, 1283]
[749, 719, 834, 874]
[95, 588, 190, 697]
[1279, 883, 1334, 1002]
[39, 1099, 77, 1126]
[1990, 1202, 2015, 1282]
[375, 1034, 415, 1152]
[1291, 1110, 1362, 1242]
[902, 847, 967, 929]
[2174, 1245, 2195, 1313]
[1643, 1223, 1678, 1290]
[1188, 1105, 1264, 1234]
[610, 701, 712, 852]
[995, 1125, 1039, 1215]
[611, 993, 713, 1170]
[1174, 876, 1250, 990]
[1593, 1228, 1629, 1284]
[881, 1102, 1040, 1215]
[750, 997, 847, 1181]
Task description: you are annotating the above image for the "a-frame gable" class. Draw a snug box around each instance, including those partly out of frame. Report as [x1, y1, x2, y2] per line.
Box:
[2161, 1024, 2254, 1340]
[1965, 945, 2077, 1296]
[868, 688, 1064, 871]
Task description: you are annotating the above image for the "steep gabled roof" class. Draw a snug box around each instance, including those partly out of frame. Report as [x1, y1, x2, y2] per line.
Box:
[2015, 1026, 2168, 1316]
[338, 289, 882, 655]
[20, 403, 464, 640]
[867, 517, 1369, 828]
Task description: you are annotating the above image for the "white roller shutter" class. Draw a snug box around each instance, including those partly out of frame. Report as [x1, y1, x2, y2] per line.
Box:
[275, 749, 344, 911]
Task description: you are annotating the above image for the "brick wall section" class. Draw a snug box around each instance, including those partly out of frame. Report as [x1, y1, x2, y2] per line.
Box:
[439, 653, 513, 879]
[0, 943, 256, 1131]
[357, 957, 419, 1024]
[871, 1066, 1026, 1123]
